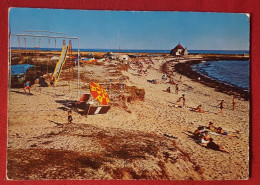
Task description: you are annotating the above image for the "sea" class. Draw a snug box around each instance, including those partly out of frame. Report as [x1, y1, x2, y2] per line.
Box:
[11, 48, 250, 90]
[191, 60, 250, 90]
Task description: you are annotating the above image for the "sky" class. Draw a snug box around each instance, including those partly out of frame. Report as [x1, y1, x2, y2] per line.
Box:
[9, 8, 250, 50]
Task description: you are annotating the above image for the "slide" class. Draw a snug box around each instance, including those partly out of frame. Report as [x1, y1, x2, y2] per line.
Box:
[52, 45, 69, 82]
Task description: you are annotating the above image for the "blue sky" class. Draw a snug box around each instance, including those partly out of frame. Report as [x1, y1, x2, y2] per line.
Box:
[9, 8, 250, 50]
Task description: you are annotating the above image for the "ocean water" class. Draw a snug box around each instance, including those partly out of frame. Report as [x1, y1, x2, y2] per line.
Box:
[11, 64, 34, 74]
[191, 60, 250, 90]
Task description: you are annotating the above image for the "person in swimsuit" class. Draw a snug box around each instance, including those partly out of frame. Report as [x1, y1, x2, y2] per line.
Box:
[166, 86, 171, 93]
[68, 110, 73, 123]
[50, 76, 55, 86]
[193, 126, 206, 140]
[193, 105, 205, 113]
[208, 122, 217, 132]
[175, 84, 179, 95]
[206, 138, 229, 153]
[180, 74, 182, 81]
[216, 127, 238, 138]
[218, 100, 224, 114]
[177, 94, 186, 107]
[233, 94, 237, 110]
[23, 80, 30, 94]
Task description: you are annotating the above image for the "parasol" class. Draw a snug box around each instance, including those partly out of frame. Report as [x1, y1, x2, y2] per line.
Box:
[89, 82, 110, 105]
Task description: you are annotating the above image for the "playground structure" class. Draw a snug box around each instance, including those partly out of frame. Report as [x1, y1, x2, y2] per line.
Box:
[9, 30, 128, 116]
[9, 30, 81, 98]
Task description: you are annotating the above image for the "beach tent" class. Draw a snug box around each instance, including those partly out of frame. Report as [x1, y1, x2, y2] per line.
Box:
[119, 54, 129, 61]
[51, 56, 60, 61]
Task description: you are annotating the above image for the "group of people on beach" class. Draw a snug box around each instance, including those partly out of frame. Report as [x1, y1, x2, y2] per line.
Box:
[189, 94, 237, 114]
[193, 122, 239, 153]
[132, 58, 155, 76]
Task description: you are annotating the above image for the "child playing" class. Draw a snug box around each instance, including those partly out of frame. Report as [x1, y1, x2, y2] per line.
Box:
[68, 110, 73, 123]
[23, 80, 31, 94]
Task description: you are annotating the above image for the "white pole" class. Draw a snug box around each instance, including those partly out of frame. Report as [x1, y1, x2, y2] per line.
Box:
[77, 38, 80, 99]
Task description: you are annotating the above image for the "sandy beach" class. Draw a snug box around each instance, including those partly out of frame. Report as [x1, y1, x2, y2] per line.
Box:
[7, 53, 250, 180]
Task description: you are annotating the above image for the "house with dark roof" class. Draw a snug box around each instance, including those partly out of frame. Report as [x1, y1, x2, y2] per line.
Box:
[170, 43, 188, 56]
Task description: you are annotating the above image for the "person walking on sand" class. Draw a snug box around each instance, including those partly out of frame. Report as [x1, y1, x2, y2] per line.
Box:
[175, 84, 179, 95]
[68, 110, 73, 123]
[233, 94, 237, 110]
[177, 94, 186, 107]
[218, 100, 224, 114]
[23, 80, 31, 94]
[180, 74, 182, 81]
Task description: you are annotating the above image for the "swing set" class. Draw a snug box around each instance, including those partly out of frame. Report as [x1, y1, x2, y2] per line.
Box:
[9, 30, 82, 98]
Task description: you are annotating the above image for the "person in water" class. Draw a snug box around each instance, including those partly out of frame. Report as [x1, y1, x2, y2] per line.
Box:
[23, 80, 30, 94]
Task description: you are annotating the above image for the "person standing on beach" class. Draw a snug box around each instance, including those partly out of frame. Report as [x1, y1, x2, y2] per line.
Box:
[68, 110, 73, 123]
[23, 80, 31, 95]
[50, 76, 55, 86]
[180, 75, 182, 81]
[175, 84, 179, 95]
[233, 94, 237, 110]
[218, 100, 224, 114]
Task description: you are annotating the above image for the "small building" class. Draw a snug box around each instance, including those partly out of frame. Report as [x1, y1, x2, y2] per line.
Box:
[170, 43, 188, 56]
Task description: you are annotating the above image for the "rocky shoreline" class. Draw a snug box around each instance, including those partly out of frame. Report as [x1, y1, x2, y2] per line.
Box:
[174, 59, 250, 101]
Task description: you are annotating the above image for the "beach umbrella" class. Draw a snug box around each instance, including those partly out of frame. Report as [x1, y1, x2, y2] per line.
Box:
[89, 82, 110, 105]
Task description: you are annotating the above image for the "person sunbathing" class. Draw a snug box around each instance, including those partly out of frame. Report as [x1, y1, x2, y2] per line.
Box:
[193, 126, 206, 140]
[208, 122, 217, 132]
[216, 127, 239, 138]
[206, 138, 229, 153]
[169, 78, 176, 85]
[192, 105, 205, 113]
[198, 131, 210, 145]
